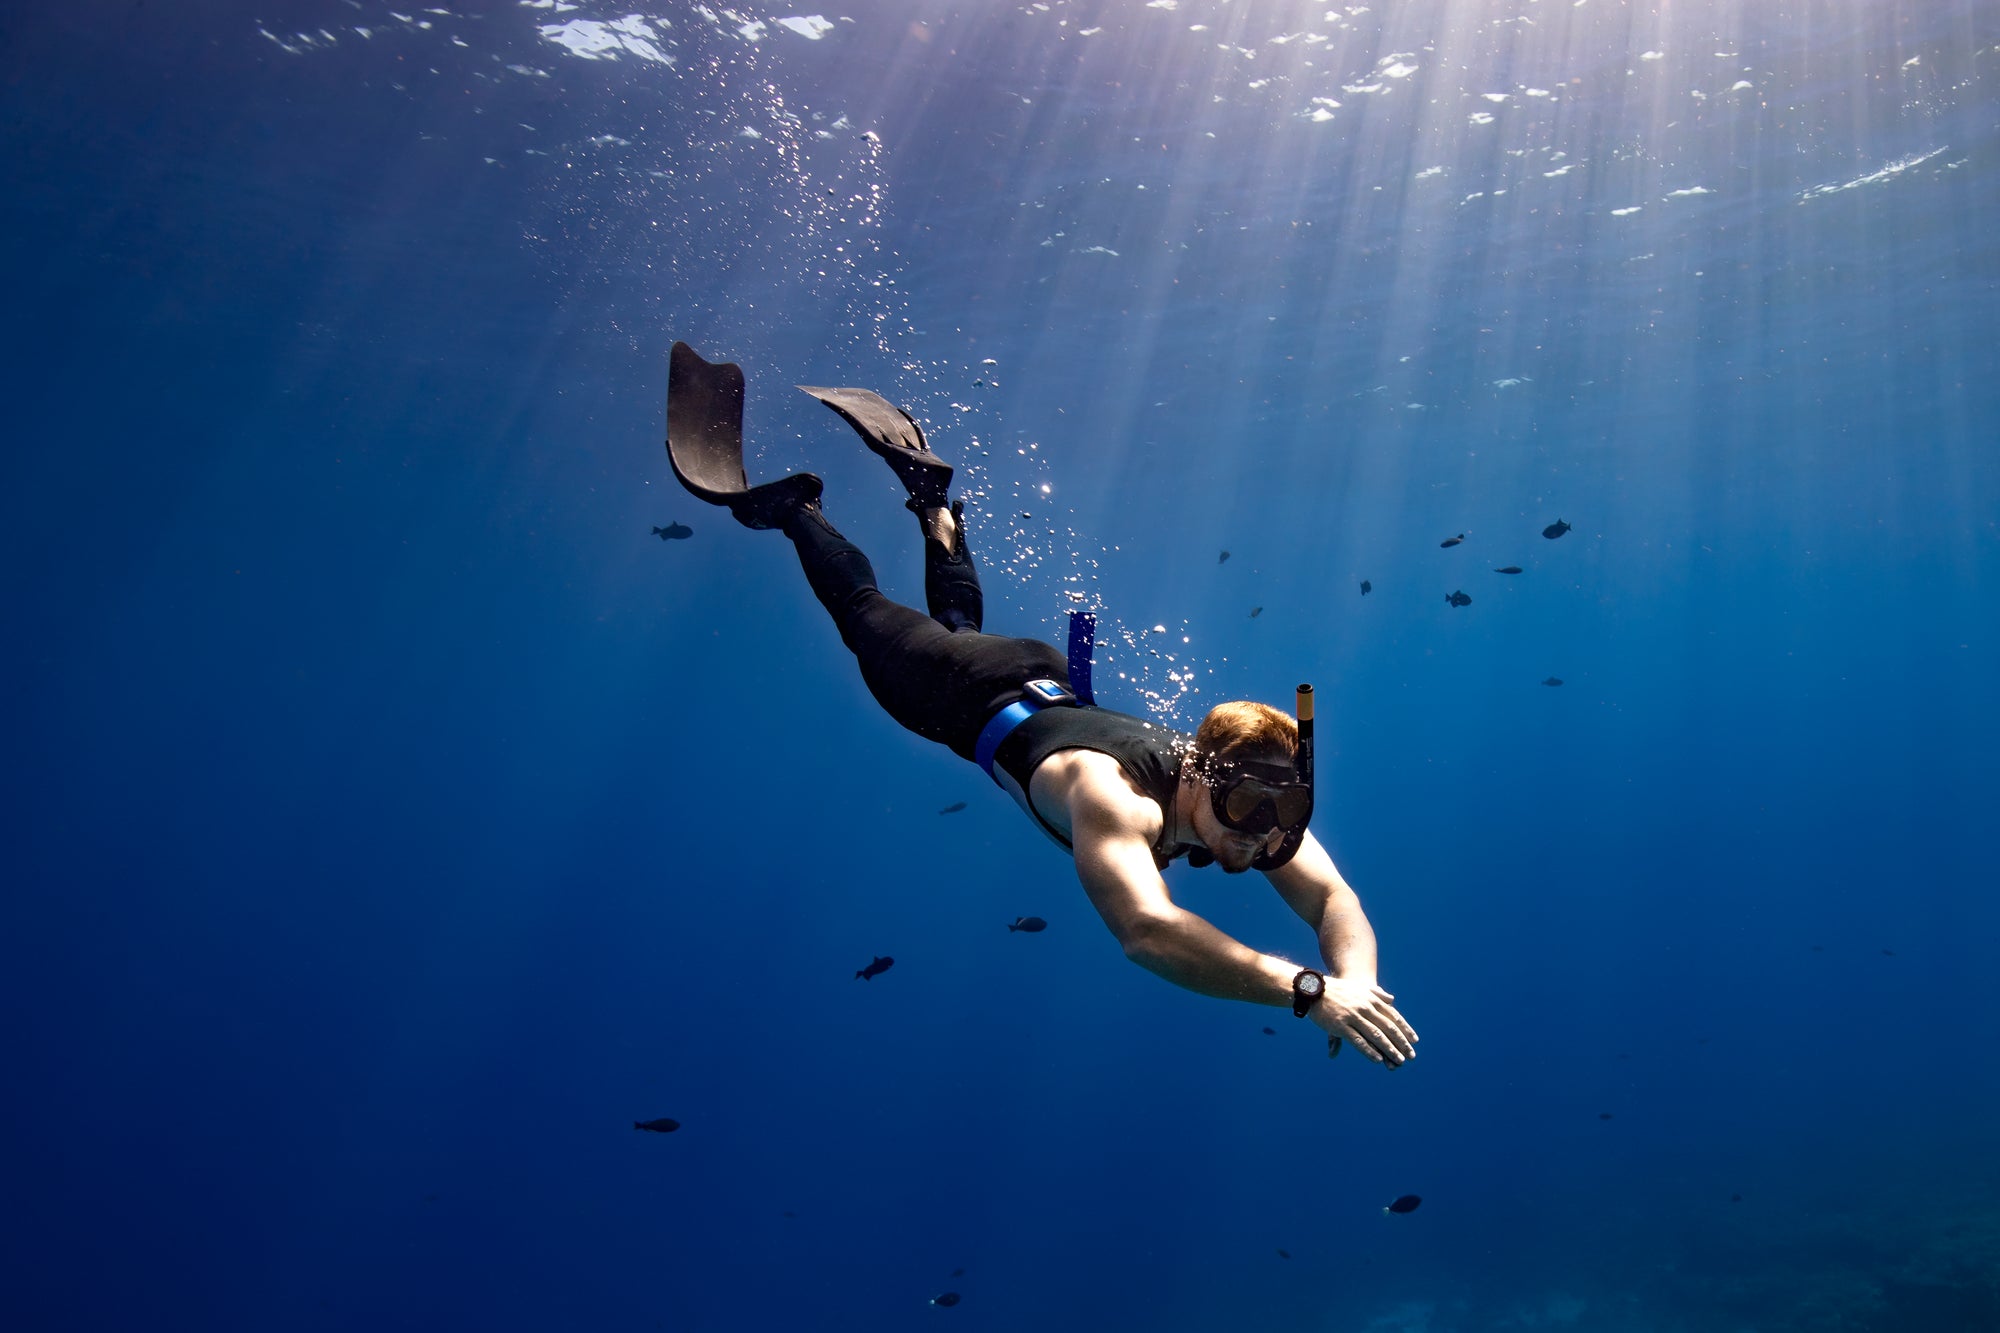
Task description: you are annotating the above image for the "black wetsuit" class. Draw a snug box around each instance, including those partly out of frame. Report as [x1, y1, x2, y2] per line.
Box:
[784, 504, 1193, 865]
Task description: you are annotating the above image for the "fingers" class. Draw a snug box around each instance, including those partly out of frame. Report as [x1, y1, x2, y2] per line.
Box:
[1361, 986, 1419, 1051]
[1342, 1008, 1417, 1066]
[1378, 1002, 1419, 1049]
[1338, 1014, 1401, 1065]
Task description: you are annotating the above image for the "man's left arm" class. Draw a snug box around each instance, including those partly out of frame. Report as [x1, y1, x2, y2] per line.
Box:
[1266, 831, 1419, 1065]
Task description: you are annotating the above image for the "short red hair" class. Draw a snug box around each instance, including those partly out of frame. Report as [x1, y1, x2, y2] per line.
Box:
[1190, 700, 1297, 774]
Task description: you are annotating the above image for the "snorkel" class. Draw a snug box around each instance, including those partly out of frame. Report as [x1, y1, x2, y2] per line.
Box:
[1252, 684, 1315, 871]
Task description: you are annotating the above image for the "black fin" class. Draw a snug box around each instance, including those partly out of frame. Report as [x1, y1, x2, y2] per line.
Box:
[666, 342, 821, 530]
[797, 383, 952, 508]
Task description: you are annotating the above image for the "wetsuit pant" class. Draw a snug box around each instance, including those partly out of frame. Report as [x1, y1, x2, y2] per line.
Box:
[781, 503, 1067, 762]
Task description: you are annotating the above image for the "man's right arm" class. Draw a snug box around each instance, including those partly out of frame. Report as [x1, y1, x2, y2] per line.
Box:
[1066, 770, 1303, 1009]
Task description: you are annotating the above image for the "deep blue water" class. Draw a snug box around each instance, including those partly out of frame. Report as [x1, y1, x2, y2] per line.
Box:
[4, 2, 1998, 1330]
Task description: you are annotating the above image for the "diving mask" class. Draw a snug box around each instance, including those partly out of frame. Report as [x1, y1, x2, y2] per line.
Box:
[1208, 759, 1313, 836]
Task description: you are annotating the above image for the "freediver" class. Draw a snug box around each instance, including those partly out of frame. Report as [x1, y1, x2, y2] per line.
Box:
[661, 343, 1417, 1066]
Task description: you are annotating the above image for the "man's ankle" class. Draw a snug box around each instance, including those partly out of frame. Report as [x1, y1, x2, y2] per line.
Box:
[910, 497, 961, 551]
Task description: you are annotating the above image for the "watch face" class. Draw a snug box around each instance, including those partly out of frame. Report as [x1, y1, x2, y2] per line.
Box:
[1297, 972, 1323, 997]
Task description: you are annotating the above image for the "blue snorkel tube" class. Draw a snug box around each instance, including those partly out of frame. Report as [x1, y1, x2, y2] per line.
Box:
[1066, 612, 1097, 706]
[975, 610, 1098, 778]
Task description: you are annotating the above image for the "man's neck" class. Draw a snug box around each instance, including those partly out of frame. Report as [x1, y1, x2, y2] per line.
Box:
[1167, 781, 1199, 854]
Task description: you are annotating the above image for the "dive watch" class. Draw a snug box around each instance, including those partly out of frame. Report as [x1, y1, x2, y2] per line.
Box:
[1291, 968, 1326, 1018]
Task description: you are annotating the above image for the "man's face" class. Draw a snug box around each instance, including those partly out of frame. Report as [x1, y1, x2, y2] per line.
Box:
[1193, 780, 1282, 874]
[1193, 747, 1293, 873]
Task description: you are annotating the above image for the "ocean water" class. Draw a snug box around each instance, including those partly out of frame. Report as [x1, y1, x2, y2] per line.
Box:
[3, 2, 1997, 1330]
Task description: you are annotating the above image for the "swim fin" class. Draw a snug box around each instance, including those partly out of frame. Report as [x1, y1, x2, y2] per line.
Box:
[796, 383, 952, 510]
[666, 341, 822, 530]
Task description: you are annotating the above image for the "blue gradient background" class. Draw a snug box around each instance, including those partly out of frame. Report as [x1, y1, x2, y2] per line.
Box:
[3, 2, 1997, 1330]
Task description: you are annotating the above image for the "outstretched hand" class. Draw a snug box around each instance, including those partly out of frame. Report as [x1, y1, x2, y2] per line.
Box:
[1311, 979, 1417, 1067]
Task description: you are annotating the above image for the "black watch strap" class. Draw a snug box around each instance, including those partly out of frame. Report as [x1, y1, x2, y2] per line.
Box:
[1292, 968, 1326, 1018]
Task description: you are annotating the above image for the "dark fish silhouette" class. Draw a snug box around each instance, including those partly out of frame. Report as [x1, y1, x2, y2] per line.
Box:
[938, 801, 967, 814]
[950, 1268, 965, 1278]
[931, 1292, 961, 1307]
[1445, 590, 1471, 608]
[1008, 916, 1047, 933]
[652, 522, 693, 541]
[1730, 1194, 1743, 1204]
[1219, 550, 1231, 564]
[1598, 1113, 1614, 1121]
[634, 1118, 681, 1133]
[1882, 948, 1896, 956]
[855, 955, 894, 981]
[1248, 606, 1263, 618]
[1385, 1194, 1422, 1215]
[1359, 580, 1371, 595]
[1542, 677, 1563, 687]
[1261, 1026, 1276, 1035]
[1542, 519, 1571, 539]
[1276, 1248, 1292, 1259]
[1440, 533, 1465, 548]
[1494, 566, 1522, 574]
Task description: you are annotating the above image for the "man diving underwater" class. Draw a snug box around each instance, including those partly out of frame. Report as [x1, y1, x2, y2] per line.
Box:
[664, 342, 1418, 1067]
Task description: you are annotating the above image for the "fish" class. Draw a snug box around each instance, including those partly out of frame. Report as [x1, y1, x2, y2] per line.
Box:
[1276, 1248, 1292, 1260]
[1219, 550, 1231, 564]
[938, 801, 967, 814]
[1542, 519, 1571, 539]
[1261, 1026, 1276, 1035]
[1542, 677, 1563, 687]
[1385, 1194, 1422, 1215]
[1598, 1113, 1614, 1121]
[633, 1118, 681, 1133]
[931, 1292, 961, 1307]
[1359, 580, 1371, 595]
[1248, 606, 1263, 618]
[950, 1268, 965, 1278]
[1445, 590, 1471, 608]
[1494, 566, 1522, 575]
[855, 955, 894, 981]
[1440, 533, 1465, 548]
[1730, 1194, 1743, 1204]
[1008, 916, 1047, 933]
[652, 522, 693, 541]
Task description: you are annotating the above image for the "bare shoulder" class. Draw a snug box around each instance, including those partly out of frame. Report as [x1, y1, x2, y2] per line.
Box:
[1028, 748, 1165, 846]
